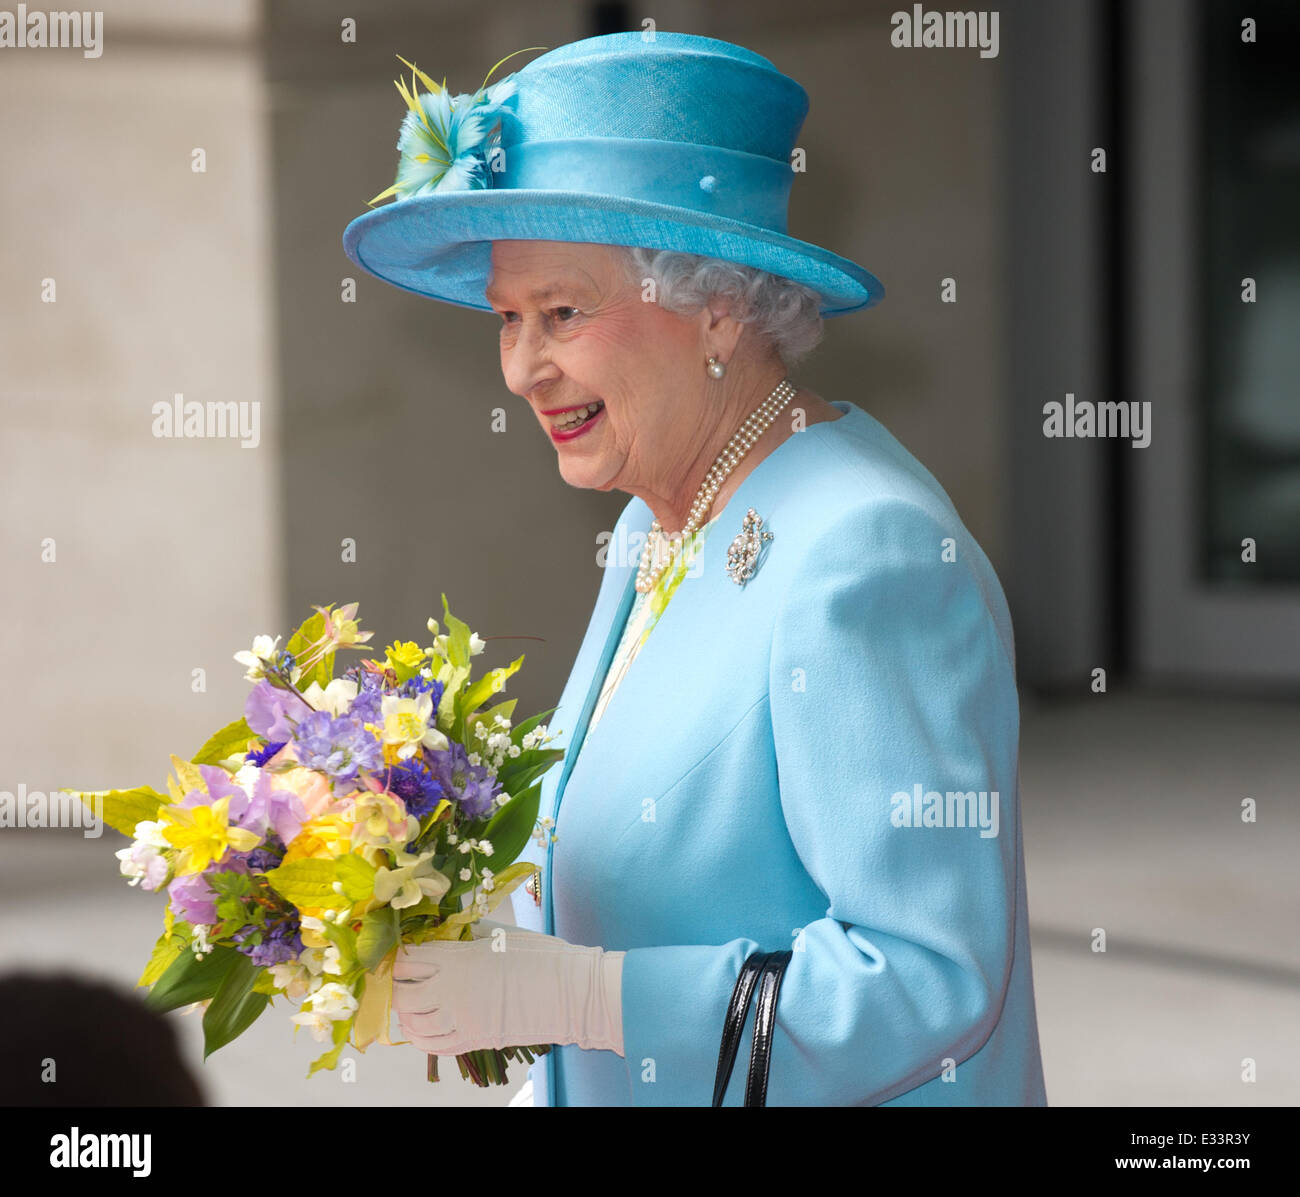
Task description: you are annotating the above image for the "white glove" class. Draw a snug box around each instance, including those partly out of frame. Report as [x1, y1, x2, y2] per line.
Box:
[392, 918, 625, 1058]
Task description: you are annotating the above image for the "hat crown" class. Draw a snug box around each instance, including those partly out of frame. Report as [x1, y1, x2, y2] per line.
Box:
[504, 32, 809, 162]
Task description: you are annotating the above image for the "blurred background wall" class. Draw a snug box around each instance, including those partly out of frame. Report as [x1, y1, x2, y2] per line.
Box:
[1, 0, 1296, 1107]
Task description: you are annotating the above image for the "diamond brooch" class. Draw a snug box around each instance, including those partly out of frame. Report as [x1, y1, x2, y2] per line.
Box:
[725, 507, 774, 586]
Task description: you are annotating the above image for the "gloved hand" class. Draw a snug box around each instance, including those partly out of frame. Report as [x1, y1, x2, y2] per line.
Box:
[392, 918, 626, 1058]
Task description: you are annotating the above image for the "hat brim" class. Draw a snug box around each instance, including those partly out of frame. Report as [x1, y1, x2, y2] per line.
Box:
[342, 190, 884, 317]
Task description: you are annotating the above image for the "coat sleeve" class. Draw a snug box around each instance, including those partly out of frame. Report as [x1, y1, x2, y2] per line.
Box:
[617, 496, 1021, 1105]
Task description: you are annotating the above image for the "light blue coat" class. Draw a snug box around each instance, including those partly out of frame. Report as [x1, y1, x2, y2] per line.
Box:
[509, 399, 1048, 1106]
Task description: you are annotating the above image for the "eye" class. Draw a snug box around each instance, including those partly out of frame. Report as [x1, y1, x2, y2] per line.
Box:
[550, 306, 580, 323]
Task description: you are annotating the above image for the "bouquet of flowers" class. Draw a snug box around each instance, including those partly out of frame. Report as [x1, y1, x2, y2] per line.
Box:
[70, 599, 563, 1085]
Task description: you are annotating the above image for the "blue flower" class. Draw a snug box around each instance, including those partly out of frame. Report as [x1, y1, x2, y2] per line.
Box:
[428, 741, 501, 819]
[290, 710, 382, 785]
[386, 760, 446, 819]
[234, 916, 304, 968]
[245, 740, 286, 768]
[398, 674, 445, 709]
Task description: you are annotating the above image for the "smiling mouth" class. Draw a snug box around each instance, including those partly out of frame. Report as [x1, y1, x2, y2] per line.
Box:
[549, 400, 605, 431]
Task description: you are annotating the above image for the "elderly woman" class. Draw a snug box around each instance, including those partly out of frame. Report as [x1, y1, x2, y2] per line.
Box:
[344, 31, 1047, 1106]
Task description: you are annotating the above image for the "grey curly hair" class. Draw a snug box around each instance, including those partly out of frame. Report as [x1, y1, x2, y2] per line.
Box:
[616, 246, 825, 367]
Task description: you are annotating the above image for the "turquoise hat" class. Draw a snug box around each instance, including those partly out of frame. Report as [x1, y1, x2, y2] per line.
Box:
[342, 31, 884, 317]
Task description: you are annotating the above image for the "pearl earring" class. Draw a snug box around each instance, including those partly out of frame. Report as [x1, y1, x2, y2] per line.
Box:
[707, 356, 726, 379]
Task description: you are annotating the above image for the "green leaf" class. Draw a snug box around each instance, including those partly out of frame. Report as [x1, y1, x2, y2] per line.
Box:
[459, 656, 524, 728]
[510, 705, 559, 745]
[495, 748, 564, 797]
[307, 1012, 354, 1076]
[333, 854, 377, 902]
[202, 953, 268, 1058]
[170, 755, 205, 798]
[192, 717, 257, 766]
[435, 664, 471, 731]
[265, 858, 350, 911]
[440, 593, 473, 667]
[480, 779, 543, 867]
[145, 944, 242, 1014]
[138, 921, 189, 988]
[355, 906, 398, 972]
[67, 786, 166, 838]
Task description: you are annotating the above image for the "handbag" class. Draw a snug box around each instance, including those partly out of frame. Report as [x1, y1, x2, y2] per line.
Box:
[711, 949, 793, 1106]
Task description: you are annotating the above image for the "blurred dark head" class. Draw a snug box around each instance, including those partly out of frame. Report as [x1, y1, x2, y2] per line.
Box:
[0, 972, 205, 1107]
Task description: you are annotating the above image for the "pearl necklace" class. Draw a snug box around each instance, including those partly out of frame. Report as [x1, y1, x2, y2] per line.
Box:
[635, 377, 797, 594]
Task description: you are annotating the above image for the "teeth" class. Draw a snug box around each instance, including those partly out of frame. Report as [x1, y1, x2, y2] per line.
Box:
[553, 401, 604, 430]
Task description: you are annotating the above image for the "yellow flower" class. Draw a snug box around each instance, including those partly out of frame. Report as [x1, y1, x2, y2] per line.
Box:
[384, 640, 426, 683]
[160, 797, 261, 876]
[352, 790, 416, 853]
[282, 813, 356, 864]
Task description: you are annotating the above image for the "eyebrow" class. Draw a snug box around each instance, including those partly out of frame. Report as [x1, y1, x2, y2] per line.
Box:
[483, 282, 590, 307]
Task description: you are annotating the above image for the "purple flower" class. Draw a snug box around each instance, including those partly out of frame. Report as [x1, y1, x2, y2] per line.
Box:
[244, 833, 287, 874]
[233, 917, 303, 967]
[245, 739, 286, 767]
[428, 741, 501, 819]
[398, 675, 445, 710]
[290, 710, 382, 785]
[244, 680, 302, 741]
[236, 771, 305, 846]
[386, 760, 446, 819]
[346, 669, 387, 725]
[168, 871, 219, 926]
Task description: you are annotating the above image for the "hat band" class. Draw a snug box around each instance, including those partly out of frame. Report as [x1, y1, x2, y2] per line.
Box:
[496, 137, 794, 234]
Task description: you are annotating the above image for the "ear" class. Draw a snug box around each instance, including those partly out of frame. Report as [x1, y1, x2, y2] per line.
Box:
[698, 297, 746, 361]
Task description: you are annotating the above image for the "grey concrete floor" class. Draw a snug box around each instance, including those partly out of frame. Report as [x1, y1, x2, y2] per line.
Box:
[1, 690, 1295, 1106]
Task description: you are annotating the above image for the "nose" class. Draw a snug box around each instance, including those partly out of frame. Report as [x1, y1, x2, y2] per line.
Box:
[500, 315, 561, 402]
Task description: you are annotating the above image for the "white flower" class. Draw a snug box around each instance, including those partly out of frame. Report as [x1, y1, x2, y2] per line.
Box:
[269, 959, 319, 1001]
[467, 752, 482, 766]
[234, 762, 262, 796]
[373, 849, 450, 910]
[469, 632, 486, 656]
[477, 839, 493, 857]
[480, 868, 495, 893]
[301, 677, 360, 717]
[131, 819, 169, 849]
[116, 839, 167, 890]
[507, 745, 521, 758]
[459, 867, 472, 881]
[191, 925, 213, 957]
[290, 981, 358, 1043]
[381, 692, 449, 759]
[234, 634, 280, 681]
[312, 982, 358, 1015]
[301, 943, 342, 977]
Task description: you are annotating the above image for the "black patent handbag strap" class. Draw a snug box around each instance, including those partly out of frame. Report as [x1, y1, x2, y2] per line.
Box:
[744, 950, 792, 1107]
[711, 950, 771, 1107]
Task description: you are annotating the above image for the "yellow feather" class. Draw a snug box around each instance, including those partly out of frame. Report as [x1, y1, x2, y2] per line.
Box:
[396, 55, 443, 96]
[478, 45, 548, 93]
